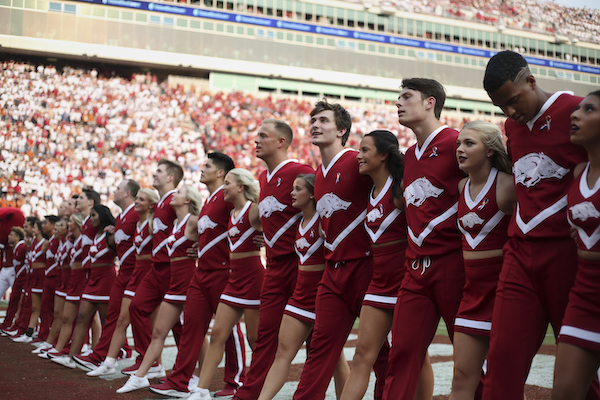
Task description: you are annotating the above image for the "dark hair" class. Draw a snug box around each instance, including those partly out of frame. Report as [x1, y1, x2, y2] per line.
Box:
[11, 227, 25, 241]
[296, 173, 316, 207]
[364, 130, 405, 199]
[125, 180, 140, 198]
[158, 158, 184, 187]
[483, 51, 531, 94]
[44, 215, 60, 224]
[262, 119, 294, 149]
[34, 219, 49, 239]
[401, 78, 446, 120]
[91, 204, 116, 230]
[208, 152, 235, 174]
[310, 99, 352, 146]
[26, 216, 39, 228]
[82, 189, 101, 208]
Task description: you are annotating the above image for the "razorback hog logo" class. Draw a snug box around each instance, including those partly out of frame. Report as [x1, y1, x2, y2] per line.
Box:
[317, 193, 352, 218]
[366, 207, 383, 223]
[570, 202, 600, 222]
[259, 196, 287, 218]
[459, 212, 485, 228]
[295, 237, 310, 249]
[135, 235, 143, 244]
[153, 218, 168, 234]
[228, 226, 240, 237]
[513, 153, 569, 188]
[114, 229, 131, 245]
[198, 215, 218, 234]
[404, 177, 444, 207]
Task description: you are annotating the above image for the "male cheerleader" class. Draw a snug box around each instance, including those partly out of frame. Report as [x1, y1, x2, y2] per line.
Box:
[233, 119, 314, 400]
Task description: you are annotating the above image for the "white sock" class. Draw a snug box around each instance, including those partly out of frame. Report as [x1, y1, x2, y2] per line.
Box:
[198, 388, 209, 395]
[105, 357, 116, 366]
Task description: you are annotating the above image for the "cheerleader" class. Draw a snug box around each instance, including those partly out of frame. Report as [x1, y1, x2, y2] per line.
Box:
[553, 91, 600, 400]
[340, 130, 433, 400]
[53, 205, 117, 368]
[118, 185, 201, 392]
[450, 121, 514, 400]
[88, 188, 159, 377]
[258, 174, 350, 400]
[190, 169, 265, 400]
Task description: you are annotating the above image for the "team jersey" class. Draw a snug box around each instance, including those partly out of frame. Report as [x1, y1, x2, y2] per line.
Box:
[457, 169, 510, 251]
[403, 126, 464, 259]
[228, 201, 261, 254]
[135, 219, 152, 256]
[89, 233, 116, 266]
[315, 149, 372, 261]
[167, 213, 196, 258]
[58, 237, 73, 268]
[197, 186, 233, 270]
[12, 240, 26, 277]
[152, 190, 177, 264]
[258, 159, 315, 259]
[31, 237, 47, 265]
[114, 203, 139, 272]
[364, 175, 407, 245]
[294, 213, 325, 266]
[45, 235, 60, 277]
[70, 235, 84, 265]
[81, 216, 98, 269]
[506, 91, 586, 239]
[568, 163, 600, 252]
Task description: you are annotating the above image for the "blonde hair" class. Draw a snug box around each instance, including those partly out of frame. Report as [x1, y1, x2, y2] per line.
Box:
[70, 212, 83, 230]
[138, 188, 159, 233]
[461, 121, 512, 174]
[181, 185, 203, 216]
[228, 169, 260, 203]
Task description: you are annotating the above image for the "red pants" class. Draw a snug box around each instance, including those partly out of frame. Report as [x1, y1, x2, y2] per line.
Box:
[234, 253, 298, 400]
[87, 267, 133, 363]
[129, 263, 182, 360]
[293, 256, 374, 400]
[38, 275, 59, 341]
[166, 268, 246, 392]
[383, 249, 465, 400]
[14, 276, 33, 334]
[1, 274, 26, 329]
[483, 237, 600, 400]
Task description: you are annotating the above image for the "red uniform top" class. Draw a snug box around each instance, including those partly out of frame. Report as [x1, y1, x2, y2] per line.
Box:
[315, 149, 372, 261]
[457, 169, 510, 251]
[81, 216, 99, 269]
[167, 213, 196, 258]
[258, 159, 315, 259]
[58, 237, 73, 268]
[46, 235, 60, 277]
[25, 237, 36, 272]
[135, 220, 152, 256]
[568, 163, 600, 252]
[89, 233, 116, 266]
[12, 240, 26, 277]
[114, 203, 139, 272]
[197, 186, 233, 270]
[403, 126, 464, 259]
[364, 175, 407, 244]
[228, 201, 261, 254]
[152, 190, 177, 264]
[70, 235, 84, 264]
[294, 213, 325, 266]
[507, 91, 586, 239]
[31, 237, 47, 266]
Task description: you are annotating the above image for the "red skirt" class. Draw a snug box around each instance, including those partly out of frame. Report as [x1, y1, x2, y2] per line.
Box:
[163, 258, 196, 304]
[284, 269, 324, 323]
[81, 265, 116, 303]
[363, 243, 407, 310]
[123, 258, 152, 299]
[220, 255, 265, 309]
[65, 269, 86, 303]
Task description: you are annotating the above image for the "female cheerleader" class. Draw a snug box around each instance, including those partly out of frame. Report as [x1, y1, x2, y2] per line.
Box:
[553, 91, 600, 400]
[190, 168, 264, 400]
[87, 188, 159, 376]
[340, 130, 434, 400]
[53, 205, 117, 368]
[449, 121, 514, 400]
[257, 173, 350, 400]
[118, 185, 201, 392]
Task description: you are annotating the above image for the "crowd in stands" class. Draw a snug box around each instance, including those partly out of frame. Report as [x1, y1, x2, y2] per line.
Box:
[0, 61, 500, 217]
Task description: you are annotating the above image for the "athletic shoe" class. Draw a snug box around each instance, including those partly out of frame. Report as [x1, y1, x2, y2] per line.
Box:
[188, 375, 199, 392]
[121, 360, 159, 375]
[188, 388, 212, 400]
[116, 375, 150, 393]
[86, 361, 116, 377]
[2, 328, 20, 337]
[146, 363, 166, 380]
[118, 347, 133, 360]
[38, 351, 51, 359]
[52, 355, 76, 369]
[80, 343, 92, 355]
[73, 354, 100, 370]
[12, 334, 33, 343]
[148, 382, 190, 398]
[32, 342, 52, 354]
[214, 384, 237, 397]
[46, 349, 66, 359]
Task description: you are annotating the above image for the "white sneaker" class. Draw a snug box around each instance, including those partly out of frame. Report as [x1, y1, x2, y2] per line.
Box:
[188, 375, 199, 392]
[32, 342, 52, 353]
[51, 355, 76, 369]
[80, 343, 92, 356]
[188, 388, 212, 400]
[13, 334, 33, 343]
[116, 375, 150, 393]
[146, 363, 166, 379]
[86, 361, 116, 377]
